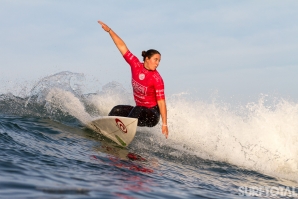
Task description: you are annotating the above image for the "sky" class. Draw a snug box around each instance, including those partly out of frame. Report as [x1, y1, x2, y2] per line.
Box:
[1, 0, 298, 103]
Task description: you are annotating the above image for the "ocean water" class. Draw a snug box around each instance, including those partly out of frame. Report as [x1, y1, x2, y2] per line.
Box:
[1, 72, 298, 199]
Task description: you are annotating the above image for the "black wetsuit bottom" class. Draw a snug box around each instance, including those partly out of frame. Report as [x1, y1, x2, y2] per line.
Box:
[108, 105, 160, 127]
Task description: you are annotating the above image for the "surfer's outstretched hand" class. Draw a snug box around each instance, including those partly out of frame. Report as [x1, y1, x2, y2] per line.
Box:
[98, 20, 111, 32]
[162, 126, 168, 139]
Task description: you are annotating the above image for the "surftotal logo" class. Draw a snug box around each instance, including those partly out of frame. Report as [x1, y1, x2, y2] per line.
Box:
[115, 118, 127, 134]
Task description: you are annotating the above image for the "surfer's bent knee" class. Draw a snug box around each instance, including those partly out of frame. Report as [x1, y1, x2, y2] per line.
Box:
[108, 105, 133, 116]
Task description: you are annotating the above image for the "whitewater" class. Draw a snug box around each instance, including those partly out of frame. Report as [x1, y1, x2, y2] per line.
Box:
[1, 71, 298, 198]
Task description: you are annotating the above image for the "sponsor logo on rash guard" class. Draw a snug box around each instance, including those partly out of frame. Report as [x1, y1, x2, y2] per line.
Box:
[156, 89, 165, 98]
[132, 79, 147, 95]
[128, 53, 134, 61]
[139, 73, 145, 80]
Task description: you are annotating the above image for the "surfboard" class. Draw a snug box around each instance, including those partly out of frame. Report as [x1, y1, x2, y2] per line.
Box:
[86, 116, 138, 147]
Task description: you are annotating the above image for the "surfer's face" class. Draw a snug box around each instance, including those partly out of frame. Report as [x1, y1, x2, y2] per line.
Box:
[144, 54, 161, 71]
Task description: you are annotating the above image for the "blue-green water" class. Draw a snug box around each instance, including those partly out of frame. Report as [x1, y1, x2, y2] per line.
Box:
[1, 72, 298, 199]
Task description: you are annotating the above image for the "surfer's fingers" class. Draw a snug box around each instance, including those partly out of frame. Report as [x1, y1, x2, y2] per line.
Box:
[98, 20, 104, 25]
[163, 132, 167, 139]
[98, 21, 109, 30]
[162, 129, 168, 139]
[97, 20, 104, 26]
[162, 125, 168, 137]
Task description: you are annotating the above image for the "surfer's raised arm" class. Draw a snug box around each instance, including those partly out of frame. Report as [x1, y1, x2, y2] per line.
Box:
[98, 21, 128, 55]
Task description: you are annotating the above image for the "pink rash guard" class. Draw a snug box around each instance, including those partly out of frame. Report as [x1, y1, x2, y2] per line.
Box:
[123, 50, 165, 108]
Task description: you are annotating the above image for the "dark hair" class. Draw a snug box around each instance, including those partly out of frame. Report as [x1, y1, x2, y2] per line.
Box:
[141, 49, 161, 61]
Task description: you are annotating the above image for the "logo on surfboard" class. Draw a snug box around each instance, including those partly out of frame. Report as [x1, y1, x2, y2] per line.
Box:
[115, 118, 127, 134]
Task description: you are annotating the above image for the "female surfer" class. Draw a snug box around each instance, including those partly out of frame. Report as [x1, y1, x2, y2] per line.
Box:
[98, 21, 169, 139]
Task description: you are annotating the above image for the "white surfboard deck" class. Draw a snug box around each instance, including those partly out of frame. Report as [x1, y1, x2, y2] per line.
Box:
[86, 116, 138, 147]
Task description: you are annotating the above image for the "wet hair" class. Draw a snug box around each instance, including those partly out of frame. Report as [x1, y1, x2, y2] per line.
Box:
[141, 49, 161, 61]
